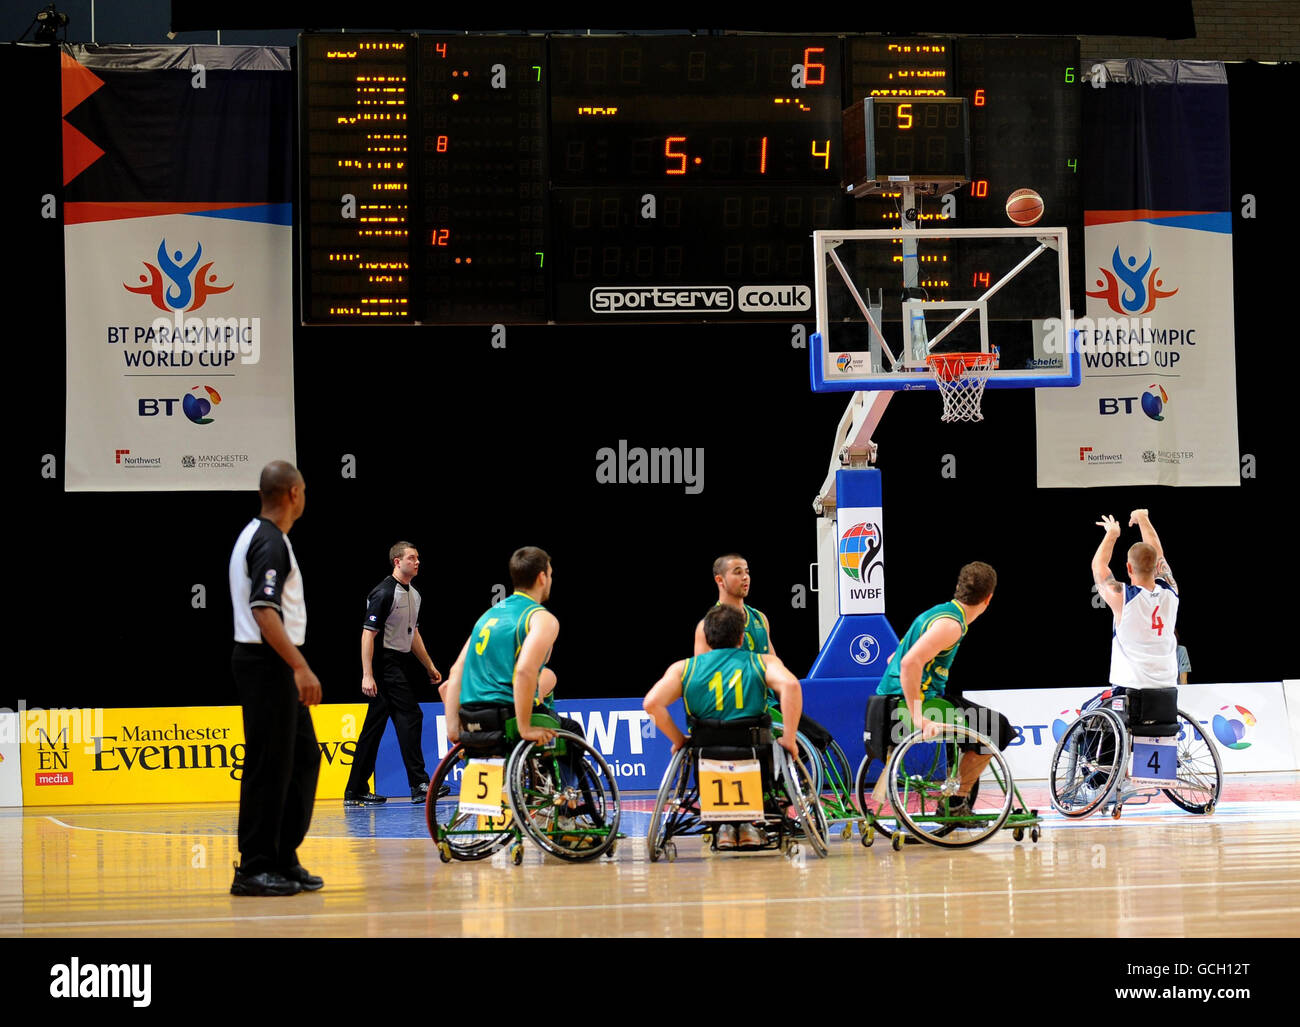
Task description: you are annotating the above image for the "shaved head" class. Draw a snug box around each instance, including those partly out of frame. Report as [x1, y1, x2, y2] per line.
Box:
[1128, 542, 1157, 577]
[259, 460, 302, 502]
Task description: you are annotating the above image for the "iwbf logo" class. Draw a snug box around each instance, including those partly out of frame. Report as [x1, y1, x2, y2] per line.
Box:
[124, 239, 232, 313]
[1086, 246, 1178, 315]
[839, 522, 882, 583]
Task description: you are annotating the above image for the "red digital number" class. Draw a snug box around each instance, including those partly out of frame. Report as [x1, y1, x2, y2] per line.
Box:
[431, 229, 449, 246]
[974, 88, 986, 107]
[803, 47, 825, 87]
[665, 136, 688, 176]
[436, 135, 448, 153]
[972, 271, 990, 289]
[1151, 607, 1164, 636]
[435, 43, 447, 58]
[969, 179, 988, 198]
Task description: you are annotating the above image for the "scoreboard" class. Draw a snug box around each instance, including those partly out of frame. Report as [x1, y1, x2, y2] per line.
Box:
[299, 33, 1081, 324]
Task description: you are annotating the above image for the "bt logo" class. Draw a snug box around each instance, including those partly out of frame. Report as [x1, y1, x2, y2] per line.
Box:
[1099, 385, 1170, 421]
[138, 386, 223, 424]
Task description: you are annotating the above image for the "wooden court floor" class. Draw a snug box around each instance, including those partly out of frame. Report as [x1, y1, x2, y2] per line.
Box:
[3, 776, 1299, 938]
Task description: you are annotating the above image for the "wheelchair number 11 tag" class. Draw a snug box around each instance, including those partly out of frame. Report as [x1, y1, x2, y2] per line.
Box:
[459, 758, 506, 817]
[698, 758, 764, 822]
[1129, 737, 1177, 785]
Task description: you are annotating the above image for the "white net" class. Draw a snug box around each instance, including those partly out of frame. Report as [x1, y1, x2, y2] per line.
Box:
[926, 352, 998, 423]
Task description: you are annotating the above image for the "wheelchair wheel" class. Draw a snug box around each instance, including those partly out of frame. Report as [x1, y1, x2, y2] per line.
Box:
[1162, 709, 1223, 815]
[647, 746, 700, 862]
[853, 753, 904, 840]
[886, 727, 1012, 848]
[817, 739, 857, 816]
[778, 745, 829, 858]
[1049, 707, 1125, 818]
[425, 742, 515, 861]
[508, 731, 621, 862]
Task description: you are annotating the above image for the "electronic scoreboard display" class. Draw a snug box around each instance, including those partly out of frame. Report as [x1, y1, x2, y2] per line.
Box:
[299, 33, 1081, 325]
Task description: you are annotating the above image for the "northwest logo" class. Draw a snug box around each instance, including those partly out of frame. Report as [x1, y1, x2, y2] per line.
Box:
[838, 522, 882, 582]
[1086, 246, 1178, 315]
[125, 240, 233, 312]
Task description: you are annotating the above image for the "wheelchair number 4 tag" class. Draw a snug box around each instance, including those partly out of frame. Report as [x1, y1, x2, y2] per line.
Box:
[1129, 737, 1178, 785]
[698, 758, 764, 822]
[459, 758, 507, 818]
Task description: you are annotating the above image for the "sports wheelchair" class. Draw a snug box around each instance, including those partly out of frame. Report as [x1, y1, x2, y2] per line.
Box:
[646, 714, 829, 862]
[1049, 686, 1222, 820]
[768, 707, 864, 842]
[426, 705, 621, 864]
[852, 695, 1042, 850]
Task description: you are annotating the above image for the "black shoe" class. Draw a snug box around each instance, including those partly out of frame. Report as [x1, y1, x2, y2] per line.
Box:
[344, 791, 387, 806]
[231, 868, 301, 896]
[436, 782, 451, 798]
[283, 864, 324, 891]
[412, 782, 429, 804]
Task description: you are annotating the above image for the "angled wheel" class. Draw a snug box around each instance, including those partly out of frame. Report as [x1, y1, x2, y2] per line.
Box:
[1162, 710, 1223, 814]
[1049, 707, 1125, 818]
[425, 742, 514, 861]
[779, 744, 828, 858]
[647, 746, 699, 862]
[853, 753, 903, 841]
[886, 726, 1012, 848]
[817, 739, 857, 819]
[508, 731, 621, 862]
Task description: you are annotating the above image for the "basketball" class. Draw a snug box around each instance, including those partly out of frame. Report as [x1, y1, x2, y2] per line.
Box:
[1006, 188, 1044, 226]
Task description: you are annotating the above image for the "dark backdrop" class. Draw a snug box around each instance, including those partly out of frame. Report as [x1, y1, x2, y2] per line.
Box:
[6, 46, 1291, 711]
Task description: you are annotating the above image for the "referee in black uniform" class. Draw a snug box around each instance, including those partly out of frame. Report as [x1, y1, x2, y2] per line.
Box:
[344, 542, 442, 805]
[228, 460, 324, 896]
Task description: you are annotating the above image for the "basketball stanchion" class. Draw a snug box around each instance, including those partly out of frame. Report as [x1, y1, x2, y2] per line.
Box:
[924, 350, 999, 423]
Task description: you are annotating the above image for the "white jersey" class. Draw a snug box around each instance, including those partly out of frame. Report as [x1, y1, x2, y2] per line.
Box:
[1110, 580, 1178, 688]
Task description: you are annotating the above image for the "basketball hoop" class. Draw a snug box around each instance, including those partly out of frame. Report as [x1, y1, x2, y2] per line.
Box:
[925, 351, 999, 423]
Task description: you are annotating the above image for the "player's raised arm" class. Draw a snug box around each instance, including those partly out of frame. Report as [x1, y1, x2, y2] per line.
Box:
[898, 618, 963, 739]
[643, 660, 690, 752]
[762, 656, 801, 757]
[1131, 509, 1178, 592]
[1092, 514, 1125, 617]
[513, 610, 559, 743]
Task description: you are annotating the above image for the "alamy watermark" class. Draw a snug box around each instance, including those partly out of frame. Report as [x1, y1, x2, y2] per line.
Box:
[144, 310, 261, 365]
[0, 701, 106, 755]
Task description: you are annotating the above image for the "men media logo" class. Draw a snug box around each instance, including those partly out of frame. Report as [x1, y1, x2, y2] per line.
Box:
[850, 634, 881, 666]
[1211, 704, 1255, 750]
[124, 240, 233, 312]
[1141, 384, 1169, 422]
[1086, 246, 1178, 315]
[838, 522, 882, 582]
[183, 385, 222, 425]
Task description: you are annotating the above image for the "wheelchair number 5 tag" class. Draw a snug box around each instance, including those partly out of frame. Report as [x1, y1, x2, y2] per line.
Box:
[698, 758, 764, 822]
[1129, 737, 1177, 785]
[459, 758, 506, 817]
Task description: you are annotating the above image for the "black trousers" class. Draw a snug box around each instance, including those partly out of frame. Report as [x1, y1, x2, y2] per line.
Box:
[346, 653, 428, 794]
[232, 644, 321, 876]
[946, 691, 1014, 753]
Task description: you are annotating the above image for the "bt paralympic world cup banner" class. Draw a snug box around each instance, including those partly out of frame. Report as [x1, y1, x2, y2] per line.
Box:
[1037, 61, 1239, 487]
[61, 46, 296, 491]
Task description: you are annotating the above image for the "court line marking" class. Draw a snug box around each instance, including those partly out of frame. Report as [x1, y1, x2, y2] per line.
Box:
[7, 877, 1300, 933]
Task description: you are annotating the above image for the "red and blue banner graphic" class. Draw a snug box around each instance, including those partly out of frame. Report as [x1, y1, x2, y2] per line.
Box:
[62, 46, 296, 491]
[1037, 60, 1239, 487]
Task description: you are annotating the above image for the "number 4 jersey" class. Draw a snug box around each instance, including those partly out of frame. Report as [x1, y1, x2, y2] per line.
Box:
[681, 648, 770, 722]
[1110, 580, 1179, 688]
